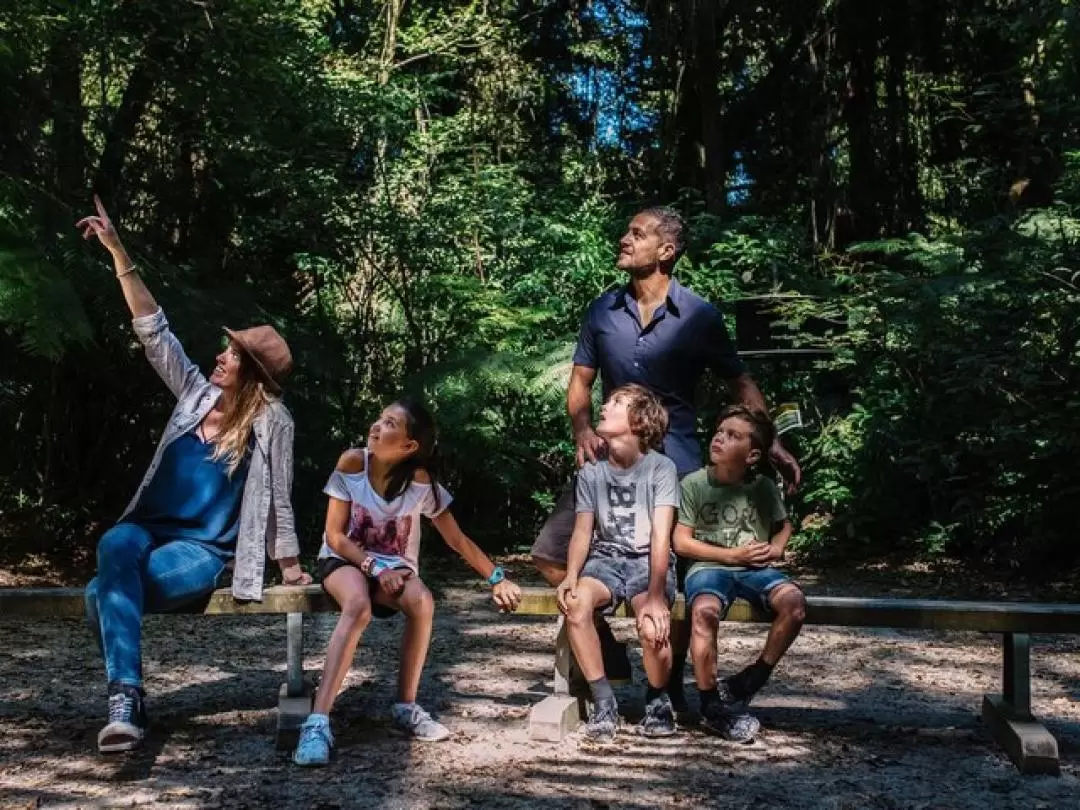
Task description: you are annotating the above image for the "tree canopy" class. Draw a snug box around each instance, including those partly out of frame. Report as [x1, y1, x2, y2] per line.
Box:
[2, 0, 1078, 572]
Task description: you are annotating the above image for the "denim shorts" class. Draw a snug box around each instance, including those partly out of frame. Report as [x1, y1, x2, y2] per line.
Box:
[581, 551, 677, 615]
[684, 566, 797, 616]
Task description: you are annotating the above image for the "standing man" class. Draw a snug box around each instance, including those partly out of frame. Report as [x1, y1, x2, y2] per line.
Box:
[531, 206, 800, 709]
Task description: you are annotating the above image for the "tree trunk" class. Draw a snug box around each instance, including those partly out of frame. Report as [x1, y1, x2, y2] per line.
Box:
[884, 0, 923, 234]
[47, 23, 86, 204]
[694, 0, 727, 213]
[93, 35, 167, 206]
[838, 0, 881, 241]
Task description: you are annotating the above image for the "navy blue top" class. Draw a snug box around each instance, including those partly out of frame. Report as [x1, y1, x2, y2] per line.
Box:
[573, 277, 745, 476]
[130, 431, 250, 556]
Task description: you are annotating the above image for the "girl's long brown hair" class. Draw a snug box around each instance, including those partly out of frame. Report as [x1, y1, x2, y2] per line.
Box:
[210, 353, 273, 475]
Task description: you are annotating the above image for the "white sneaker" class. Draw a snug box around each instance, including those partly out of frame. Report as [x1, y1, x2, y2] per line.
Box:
[391, 702, 450, 742]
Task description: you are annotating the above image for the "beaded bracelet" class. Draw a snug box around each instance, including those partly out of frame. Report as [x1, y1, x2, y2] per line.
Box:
[116, 264, 137, 279]
[360, 557, 387, 577]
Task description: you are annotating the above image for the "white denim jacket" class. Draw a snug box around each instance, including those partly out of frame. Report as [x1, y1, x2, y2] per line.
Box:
[120, 308, 300, 600]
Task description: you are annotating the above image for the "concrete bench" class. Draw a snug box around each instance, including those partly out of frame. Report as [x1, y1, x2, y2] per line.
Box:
[515, 588, 1080, 775]
[0, 584, 333, 749]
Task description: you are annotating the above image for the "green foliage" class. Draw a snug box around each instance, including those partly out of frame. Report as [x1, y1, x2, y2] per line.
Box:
[2, 0, 1080, 579]
[773, 159, 1080, 565]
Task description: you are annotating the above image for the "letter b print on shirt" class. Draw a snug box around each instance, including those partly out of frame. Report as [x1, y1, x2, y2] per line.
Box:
[604, 483, 638, 549]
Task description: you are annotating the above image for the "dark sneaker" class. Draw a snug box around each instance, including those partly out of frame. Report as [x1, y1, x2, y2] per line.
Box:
[636, 694, 677, 737]
[668, 682, 689, 715]
[584, 698, 619, 742]
[717, 678, 751, 713]
[97, 683, 147, 754]
[701, 700, 760, 743]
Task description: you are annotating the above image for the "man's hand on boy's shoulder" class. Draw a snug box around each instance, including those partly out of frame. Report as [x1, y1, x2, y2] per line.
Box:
[575, 426, 606, 467]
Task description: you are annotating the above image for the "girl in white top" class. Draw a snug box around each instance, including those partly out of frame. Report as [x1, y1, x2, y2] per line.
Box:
[294, 398, 522, 766]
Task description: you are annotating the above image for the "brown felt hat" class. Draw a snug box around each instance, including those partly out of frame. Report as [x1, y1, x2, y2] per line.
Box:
[223, 324, 292, 394]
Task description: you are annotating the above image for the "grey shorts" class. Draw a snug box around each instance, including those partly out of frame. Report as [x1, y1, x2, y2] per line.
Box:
[531, 481, 578, 564]
[531, 474, 691, 585]
[581, 552, 677, 615]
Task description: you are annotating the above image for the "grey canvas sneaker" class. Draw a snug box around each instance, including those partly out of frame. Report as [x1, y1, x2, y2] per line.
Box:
[97, 683, 147, 753]
[391, 702, 450, 742]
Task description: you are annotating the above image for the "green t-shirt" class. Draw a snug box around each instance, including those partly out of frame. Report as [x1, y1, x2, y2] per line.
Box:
[677, 468, 787, 576]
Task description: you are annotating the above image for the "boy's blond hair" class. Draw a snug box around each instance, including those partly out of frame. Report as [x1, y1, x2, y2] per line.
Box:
[609, 383, 668, 451]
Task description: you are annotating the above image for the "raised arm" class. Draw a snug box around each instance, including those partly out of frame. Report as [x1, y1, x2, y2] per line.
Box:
[77, 195, 157, 319]
[77, 196, 204, 399]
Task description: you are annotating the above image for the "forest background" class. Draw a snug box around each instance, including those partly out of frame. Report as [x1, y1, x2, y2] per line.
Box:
[2, 0, 1079, 581]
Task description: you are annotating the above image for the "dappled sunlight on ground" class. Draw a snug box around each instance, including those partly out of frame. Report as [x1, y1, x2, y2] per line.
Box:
[1, 585, 1078, 808]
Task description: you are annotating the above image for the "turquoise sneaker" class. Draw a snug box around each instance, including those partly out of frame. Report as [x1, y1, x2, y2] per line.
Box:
[293, 713, 333, 766]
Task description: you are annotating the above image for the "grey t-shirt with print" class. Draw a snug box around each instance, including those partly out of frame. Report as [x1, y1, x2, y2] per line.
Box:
[575, 450, 680, 557]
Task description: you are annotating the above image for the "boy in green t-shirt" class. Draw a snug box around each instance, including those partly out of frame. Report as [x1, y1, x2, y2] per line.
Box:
[672, 405, 806, 742]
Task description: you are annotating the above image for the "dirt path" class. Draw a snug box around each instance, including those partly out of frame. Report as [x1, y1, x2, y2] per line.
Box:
[2, 586, 1078, 809]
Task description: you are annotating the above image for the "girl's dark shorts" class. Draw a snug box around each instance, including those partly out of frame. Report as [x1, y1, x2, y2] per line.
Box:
[316, 556, 400, 618]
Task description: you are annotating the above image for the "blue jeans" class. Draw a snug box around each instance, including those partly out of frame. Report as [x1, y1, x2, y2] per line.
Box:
[684, 566, 794, 616]
[85, 523, 228, 689]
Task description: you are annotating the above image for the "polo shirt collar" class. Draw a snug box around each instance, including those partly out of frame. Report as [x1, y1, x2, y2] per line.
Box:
[612, 276, 684, 317]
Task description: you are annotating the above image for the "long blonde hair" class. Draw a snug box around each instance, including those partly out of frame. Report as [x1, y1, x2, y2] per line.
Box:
[210, 355, 274, 476]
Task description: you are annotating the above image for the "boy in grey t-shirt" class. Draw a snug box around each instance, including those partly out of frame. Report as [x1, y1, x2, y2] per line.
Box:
[557, 384, 680, 740]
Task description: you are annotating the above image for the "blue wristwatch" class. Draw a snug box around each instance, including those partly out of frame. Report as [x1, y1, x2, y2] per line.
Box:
[487, 566, 505, 586]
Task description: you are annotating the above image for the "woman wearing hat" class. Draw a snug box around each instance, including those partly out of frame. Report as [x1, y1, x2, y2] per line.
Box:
[76, 196, 312, 753]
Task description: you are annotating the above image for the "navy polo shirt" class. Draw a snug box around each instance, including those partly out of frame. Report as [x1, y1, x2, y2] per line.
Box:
[573, 278, 745, 476]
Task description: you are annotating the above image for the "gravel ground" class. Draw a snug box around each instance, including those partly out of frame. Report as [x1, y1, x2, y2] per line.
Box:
[1, 584, 1078, 809]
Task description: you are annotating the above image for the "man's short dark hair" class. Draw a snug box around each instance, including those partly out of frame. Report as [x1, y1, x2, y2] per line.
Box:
[636, 206, 687, 262]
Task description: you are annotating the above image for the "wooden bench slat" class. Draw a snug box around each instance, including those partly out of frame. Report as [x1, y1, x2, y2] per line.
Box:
[4, 585, 1079, 634]
[517, 590, 1080, 632]
[0, 585, 334, 619]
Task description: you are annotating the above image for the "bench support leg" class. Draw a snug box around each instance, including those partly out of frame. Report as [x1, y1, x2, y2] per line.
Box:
[529, 616, 583, 741]
[553, 614, 572, 695]
[981, 632, 1059, 775]
[276, 612, 313, 750]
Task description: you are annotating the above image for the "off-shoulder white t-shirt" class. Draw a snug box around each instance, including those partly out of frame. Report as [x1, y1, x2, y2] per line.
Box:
[317, 449, 452, 573]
